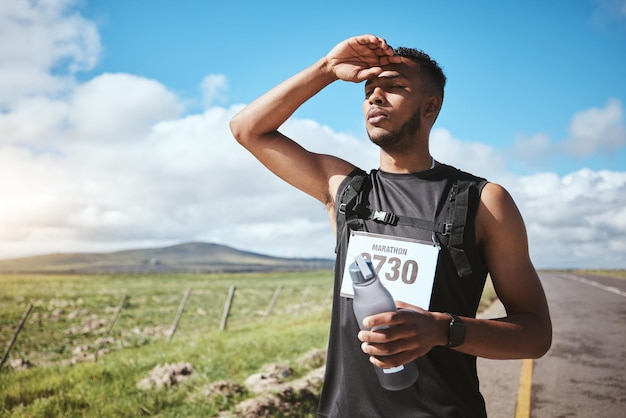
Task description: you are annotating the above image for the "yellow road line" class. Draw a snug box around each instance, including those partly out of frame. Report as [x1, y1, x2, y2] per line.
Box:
[514, 358, 534, 418]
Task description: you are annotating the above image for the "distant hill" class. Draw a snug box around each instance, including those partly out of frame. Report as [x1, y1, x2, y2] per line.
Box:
[0, 242, 335, 274]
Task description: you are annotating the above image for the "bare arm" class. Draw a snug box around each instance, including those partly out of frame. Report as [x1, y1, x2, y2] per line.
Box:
[229, 35, 401, 208]
[357, 183, 552, 366]
[461, 182, 552, 359]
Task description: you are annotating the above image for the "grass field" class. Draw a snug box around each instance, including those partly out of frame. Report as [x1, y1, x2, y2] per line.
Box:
[1, 270, 497, 417]
[574, 269, 626, 280]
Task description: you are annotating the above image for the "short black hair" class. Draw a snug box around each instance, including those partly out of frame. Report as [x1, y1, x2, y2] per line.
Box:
[394, 47, 446, 100]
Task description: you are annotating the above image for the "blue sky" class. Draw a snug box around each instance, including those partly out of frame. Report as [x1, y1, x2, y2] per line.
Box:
[79, 0, 626, 176]
[0, 0, 625, 268]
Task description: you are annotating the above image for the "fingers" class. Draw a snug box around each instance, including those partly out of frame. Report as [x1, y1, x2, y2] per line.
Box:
[359, 328, 429, 368]
[325, 37, 401, 83]
[357, 308, 433, 366]
[355, 34, 394, 55]
[354, 35, 401, 66]
[358, 313, 420, 347]
[365, 348, 417, 369]
[360, 338, 422, 369]
[327, 34, 400, 70]
[362, 306, 422, 329]
[357, 330, 406, 367]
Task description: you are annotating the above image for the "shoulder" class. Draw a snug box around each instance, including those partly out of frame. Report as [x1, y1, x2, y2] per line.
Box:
[479, 182, 518, 216]
[438, 164, 487, 185]
[475, 182, 526, 250]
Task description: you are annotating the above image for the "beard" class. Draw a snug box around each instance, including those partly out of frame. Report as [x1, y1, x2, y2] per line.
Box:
[367, 107, 421, 151]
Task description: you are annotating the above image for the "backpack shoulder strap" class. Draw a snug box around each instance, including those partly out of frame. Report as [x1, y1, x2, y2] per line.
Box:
[335, 169, 369, 251]
[445, 180, 484, 279]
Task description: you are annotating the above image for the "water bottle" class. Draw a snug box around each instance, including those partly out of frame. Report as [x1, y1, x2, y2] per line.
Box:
[349, 254, 419, 391]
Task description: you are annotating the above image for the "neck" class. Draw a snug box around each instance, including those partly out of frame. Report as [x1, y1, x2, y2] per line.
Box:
[373, 126, 436, 173]
[379, 147, 435, 173]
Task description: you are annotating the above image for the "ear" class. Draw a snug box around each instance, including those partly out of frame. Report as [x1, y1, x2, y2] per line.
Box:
[423, 96, 443, 119]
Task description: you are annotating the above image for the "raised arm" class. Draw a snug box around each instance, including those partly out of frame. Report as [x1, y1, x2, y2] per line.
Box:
[229, 35, 401, 208]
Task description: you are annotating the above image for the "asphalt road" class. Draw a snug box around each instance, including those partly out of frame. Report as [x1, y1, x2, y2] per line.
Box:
[477, 271, 626, 417]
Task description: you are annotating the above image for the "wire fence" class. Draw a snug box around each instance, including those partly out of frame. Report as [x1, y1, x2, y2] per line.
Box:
[0, 272, 334, 370]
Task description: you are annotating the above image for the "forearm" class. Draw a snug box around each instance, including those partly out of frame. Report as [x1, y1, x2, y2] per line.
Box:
[230, 57, 337, 143]
[231, 34, 398, 144]
[359, 305, 552, 371]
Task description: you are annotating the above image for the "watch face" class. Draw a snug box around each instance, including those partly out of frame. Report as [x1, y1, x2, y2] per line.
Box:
[448, 314, 466, 347]
[451, 325, 465, 345]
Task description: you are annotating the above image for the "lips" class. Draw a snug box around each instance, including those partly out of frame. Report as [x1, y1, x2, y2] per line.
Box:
[366, 108, 388, 125]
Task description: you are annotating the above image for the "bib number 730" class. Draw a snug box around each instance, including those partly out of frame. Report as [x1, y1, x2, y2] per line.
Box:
[340, 231, 438, 308]
[360, 253, 419, 284]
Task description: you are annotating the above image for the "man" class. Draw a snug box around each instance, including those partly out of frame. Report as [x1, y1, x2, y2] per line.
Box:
[230, 34, 551, 417]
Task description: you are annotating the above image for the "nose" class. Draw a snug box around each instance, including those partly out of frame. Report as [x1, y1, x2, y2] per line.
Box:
[368, 86, 386, 105]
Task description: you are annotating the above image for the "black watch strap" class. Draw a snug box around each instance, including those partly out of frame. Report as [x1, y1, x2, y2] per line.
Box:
[446, 313, 466, 348]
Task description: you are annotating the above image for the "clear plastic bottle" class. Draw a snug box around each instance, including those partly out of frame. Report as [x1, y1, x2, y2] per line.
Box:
[349, 254, 419, 391]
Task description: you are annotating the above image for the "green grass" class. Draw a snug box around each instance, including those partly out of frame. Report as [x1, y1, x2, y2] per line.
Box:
[1, 270, 498, 417]
[1, 271, 331, 417]
[2, 315, 329, 417]
[573, 269, 626, 280]
[478, 275, 496, 312]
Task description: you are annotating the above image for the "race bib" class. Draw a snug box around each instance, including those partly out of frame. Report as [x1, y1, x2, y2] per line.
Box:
[340, 231, 439, 309]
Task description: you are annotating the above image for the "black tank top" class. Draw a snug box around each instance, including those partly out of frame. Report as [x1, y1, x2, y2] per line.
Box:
[318, 164, 488, 418]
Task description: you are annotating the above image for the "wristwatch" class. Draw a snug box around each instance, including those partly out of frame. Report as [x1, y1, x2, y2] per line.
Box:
[446, 313, 466, 348]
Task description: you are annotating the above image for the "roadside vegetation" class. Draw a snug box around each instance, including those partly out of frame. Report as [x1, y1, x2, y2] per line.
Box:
[573, 269, 626, 280]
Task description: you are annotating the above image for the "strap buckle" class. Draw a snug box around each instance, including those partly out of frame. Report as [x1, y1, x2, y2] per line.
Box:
[371, 210, 398, 225]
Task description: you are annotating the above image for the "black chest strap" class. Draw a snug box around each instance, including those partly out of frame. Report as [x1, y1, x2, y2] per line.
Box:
[336, 172, 475, 279]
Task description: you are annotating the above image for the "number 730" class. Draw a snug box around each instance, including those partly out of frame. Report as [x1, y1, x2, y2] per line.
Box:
[360, 253, 419, 285]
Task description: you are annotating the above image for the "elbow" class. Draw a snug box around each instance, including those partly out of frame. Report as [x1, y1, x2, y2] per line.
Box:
[230, 111, 264, 149]
[531, 320, 553, 359]
[531, 338, 552, 359]
[539, 330, 553, 358]
[229, 111, 277, 150]
[229, 114, 246, 145]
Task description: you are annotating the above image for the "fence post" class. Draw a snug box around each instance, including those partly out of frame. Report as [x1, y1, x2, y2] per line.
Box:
[167, 287, 192, 343]
[298, 286, 311, 313]
[0, 303, 33, 370]
[95, 295, 127, 362]
[264, 285, 283, 320]
[219, 286, 236, 331]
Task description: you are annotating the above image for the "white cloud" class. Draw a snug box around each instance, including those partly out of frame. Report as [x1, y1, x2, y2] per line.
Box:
[563, 99, 626, 157]
[201, 74, 228, 108]
[2, 88, 626, 267]
[431, 128, 507, 179]
[0, 99, 341, 260]
[0, 97, 68, 145]
[4, 85, 625, 269]
[507, 169, 626, 268]
[513, 99, 626, 165]
[511, 133, 555, 168]
[0, 0, 100, 108]
[592, 0, 626, 27]
[68, 73, 184, 141]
